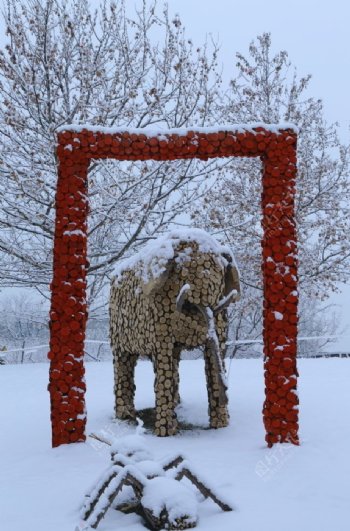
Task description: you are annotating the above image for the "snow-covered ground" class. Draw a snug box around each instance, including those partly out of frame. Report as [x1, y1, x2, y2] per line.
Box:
[1, 358, 349, 531]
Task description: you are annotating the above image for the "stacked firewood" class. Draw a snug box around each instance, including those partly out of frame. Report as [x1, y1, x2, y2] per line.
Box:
[110, 233, 240, 436]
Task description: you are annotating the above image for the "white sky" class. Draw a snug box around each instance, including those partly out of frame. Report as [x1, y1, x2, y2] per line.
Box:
[145, 0, 350, 139]
[0, 0, 349, 346]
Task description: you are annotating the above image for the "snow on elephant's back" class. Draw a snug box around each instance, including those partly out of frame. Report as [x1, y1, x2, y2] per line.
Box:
[109, 228, 241, 437]
[112, 228, 239, 285]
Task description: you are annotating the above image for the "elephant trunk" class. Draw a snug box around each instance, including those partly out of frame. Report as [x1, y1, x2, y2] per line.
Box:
[193, 304, 228, 407]
[175, 285, 229, 407]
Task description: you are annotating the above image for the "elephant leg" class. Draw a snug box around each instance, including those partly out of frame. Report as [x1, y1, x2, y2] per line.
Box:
[204, 346, 229, 429]
[173, 345, 181, 408]
[113, 350, 138, 421]
[153, 342, 178, 436]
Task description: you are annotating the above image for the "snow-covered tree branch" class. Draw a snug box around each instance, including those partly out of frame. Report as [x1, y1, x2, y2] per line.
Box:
[0, 0, 222, 314]
[191, 33, 350, 351]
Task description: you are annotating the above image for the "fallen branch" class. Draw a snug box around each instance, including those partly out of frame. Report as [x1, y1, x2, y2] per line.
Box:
[89, 433, 112, 446]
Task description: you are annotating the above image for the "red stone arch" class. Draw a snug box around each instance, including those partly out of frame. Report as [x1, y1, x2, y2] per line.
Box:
[49, 124, 299, 448]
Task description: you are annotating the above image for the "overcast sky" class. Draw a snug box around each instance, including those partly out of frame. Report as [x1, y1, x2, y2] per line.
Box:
[140, 0, 350, 138]
[2, 0, 349, 132]
[0, 0, 349, 345]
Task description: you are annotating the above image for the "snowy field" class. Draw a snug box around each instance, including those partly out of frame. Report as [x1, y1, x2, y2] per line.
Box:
[1, 358, 350, 531]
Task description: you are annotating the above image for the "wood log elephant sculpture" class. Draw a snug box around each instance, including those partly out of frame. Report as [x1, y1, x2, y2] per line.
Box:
[109, 229, 240, 436]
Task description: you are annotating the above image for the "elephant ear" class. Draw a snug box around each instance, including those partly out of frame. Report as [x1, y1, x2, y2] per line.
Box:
[141, 243, 187, 297]
[141, 261, 172, 296]
[222, 253, 241, 301]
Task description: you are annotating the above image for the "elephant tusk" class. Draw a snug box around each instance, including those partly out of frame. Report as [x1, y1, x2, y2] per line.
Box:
[176, 283, 191, 313]
[213, 289, 239, 316]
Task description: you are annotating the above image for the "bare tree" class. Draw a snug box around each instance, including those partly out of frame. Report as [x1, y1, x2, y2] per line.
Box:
[297, 298, 341, 357]
[0, 0, 222, 314]
[225, 288, 341, 358]
[191, 33, 350, 350]
[0, 294, 49, 362]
